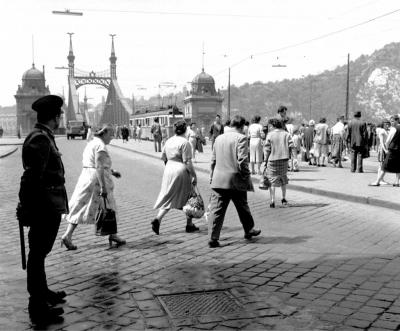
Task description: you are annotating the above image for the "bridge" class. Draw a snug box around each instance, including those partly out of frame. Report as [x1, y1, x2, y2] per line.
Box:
[65, 33, 131, 126]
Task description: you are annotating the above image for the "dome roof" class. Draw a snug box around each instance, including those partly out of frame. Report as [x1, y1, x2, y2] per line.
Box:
[192, 69, 215, 85]
[22, 65, 44, 81]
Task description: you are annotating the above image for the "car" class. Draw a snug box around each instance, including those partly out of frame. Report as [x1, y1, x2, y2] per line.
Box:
[67, 120, 88, 139]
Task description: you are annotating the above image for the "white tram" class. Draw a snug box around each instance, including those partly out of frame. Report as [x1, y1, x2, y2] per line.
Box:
[129, 106, 187, 140]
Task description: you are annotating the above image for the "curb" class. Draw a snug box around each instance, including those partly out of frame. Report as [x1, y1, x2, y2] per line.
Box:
[0, 147, 18, 159]
[110, 143, 400, 211]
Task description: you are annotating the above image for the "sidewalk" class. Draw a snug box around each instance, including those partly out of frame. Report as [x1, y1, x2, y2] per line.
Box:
[110, 138, 400, 211]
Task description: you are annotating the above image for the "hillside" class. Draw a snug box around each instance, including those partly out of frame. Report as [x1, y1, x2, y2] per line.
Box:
[219, 42, 400, 124]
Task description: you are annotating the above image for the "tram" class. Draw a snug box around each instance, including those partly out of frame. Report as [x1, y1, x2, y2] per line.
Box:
[129, 106, 187, 140]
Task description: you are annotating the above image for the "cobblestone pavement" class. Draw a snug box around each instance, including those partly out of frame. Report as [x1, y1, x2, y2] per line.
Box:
[1, 138, 400, 330]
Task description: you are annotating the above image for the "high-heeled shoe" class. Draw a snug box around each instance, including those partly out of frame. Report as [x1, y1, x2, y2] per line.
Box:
[108, 234, 126, 247]
[281, 199, 288, 206]
[60, 237, 77, 251]
[270, 202, 275, 208]
[151, 218, 160, 235]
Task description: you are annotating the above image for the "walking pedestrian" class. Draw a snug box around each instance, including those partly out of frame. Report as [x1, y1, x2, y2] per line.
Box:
[187, 122, 197, 162]
[276, 105, 289, 131]
[291, 127, 301, 172]
[371, 115, 400, 186]
[209, 114, 224, 149]
[208, 115, 261, 248]
[115, 125, 121, 139]
[346, 111, 368, 173]
[152, 120, 199, 235]
[313, 118, 329, 167]
[137, 124, 142, 142]
[303, 120, 316, 165]
[369, 119, 391, 186]
[61, 124, 126, 250]
[17, 95, 68, 326]
[330, 116, 345, 168]
[151, 117, 162, 152]
[196, 127, 205, 153]
[86, 125, 94, 141]
[132, 125, 137, 141]
[161, 123, 168, 147]
[264, 118, 294, 208]
[248, 115, 264, 175]
[121, 125, 129, 143]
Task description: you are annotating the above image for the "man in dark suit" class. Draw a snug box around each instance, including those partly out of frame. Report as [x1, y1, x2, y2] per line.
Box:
[209, 114, 224, 150]
[208, 115, 261, 248]
[346, 111, 368, 173]
[18, 95, 69, 326]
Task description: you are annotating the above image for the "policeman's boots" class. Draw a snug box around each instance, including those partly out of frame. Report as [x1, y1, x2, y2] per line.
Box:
[28, 297, 64, 326]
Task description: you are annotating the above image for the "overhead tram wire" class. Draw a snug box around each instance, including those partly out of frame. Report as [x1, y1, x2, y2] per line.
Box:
[212, 7, 400, 77]
[70, 8, 315, 20]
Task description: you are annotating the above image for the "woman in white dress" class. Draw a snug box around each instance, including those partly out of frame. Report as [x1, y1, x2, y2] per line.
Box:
[61, 124, 126, 250]
[369, 120, 391, 186]
[152, 120, 198, 235]
[248, 115, 264, 175]
[187, 122, 197, 162]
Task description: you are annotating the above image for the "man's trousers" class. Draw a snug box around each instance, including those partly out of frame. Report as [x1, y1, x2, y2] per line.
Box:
[208, 189, 254, 241]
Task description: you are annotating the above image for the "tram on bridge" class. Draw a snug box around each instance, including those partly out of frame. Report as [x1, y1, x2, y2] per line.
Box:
[129, 106, 186, 140]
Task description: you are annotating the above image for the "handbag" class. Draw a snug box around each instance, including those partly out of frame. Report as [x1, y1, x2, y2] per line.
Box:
[258, 166, 271, 190]
[95, 197, 117, 236]
[183, 185, 205, 218]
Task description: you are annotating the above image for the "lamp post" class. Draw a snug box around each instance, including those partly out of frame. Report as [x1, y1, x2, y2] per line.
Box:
[309, 79, 313, 120]
[345, 53, 350, 120]
[227, 67, 231, 120]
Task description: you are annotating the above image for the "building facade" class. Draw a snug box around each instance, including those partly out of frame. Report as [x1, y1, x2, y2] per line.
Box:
[14, 64, 51, 135]
[184, 69, 224, 131]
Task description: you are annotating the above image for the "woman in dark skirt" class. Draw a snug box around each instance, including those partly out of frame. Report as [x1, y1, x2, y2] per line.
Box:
[374, 115, 400, 186]
[264, 118, 294, 208]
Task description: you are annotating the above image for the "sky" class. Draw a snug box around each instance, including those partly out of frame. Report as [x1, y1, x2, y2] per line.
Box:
[1, 0, 400, 107]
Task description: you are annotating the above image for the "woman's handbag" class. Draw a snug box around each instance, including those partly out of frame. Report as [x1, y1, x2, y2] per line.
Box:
[259, 166, 271, 190]
[183, 185, 205, 218]
[95, 197, 117, 236]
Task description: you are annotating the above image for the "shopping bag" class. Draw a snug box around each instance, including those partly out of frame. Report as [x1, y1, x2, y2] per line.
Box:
[95, 197, 117, 236]
[183, 185, 205, 218]
[259, 167, 271, 190]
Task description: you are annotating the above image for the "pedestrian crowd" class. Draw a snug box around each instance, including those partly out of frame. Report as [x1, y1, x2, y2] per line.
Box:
[15, 94, 400, 327]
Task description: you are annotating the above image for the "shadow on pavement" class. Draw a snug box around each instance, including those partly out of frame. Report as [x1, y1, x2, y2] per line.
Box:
[290, 178, 325, 182]
[284, 203, 330, 208]
[254, 235, 312, 245]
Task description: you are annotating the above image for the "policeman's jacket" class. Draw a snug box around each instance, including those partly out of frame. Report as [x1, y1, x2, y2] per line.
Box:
[19, 123, 69, 214]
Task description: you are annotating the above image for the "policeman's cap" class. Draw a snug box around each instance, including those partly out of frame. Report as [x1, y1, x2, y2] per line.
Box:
[32, 95, 64, 115]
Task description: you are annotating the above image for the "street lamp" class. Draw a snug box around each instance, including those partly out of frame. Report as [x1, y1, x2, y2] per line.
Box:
[52, 9, 83, 16]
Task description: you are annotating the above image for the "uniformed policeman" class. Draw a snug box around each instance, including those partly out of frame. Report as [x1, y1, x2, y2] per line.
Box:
[18, 95, 69, 326]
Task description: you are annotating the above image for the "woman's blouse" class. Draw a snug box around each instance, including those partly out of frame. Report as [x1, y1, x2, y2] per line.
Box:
[162, 135, 192, 163]
[186, 128, 197, 141]
[265, 129, 294, 161]
[82, 137, 110, 168]
[248, 123, 263, 139]
[314, 123, 329, 144]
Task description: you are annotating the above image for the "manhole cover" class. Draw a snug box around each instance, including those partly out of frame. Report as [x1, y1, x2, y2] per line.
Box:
[157, 290, 243, 318]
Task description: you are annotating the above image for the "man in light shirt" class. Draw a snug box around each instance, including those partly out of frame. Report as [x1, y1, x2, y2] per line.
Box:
[313, 118, 329, 167]
[330, 116, 345, 167]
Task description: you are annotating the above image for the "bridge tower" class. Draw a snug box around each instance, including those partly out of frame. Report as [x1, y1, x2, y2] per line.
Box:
[65, 34, 130, 126]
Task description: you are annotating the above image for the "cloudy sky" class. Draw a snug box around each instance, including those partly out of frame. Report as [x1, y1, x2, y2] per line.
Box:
[1, 0, 400, 106]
